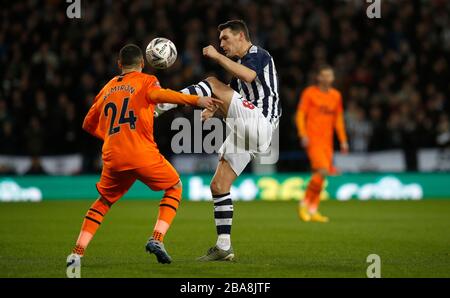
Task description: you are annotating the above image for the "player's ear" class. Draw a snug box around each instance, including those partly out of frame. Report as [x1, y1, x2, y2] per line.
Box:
[239, 31, 245, 41]
[117, 60, 122, 69]
[140, 57, 144, 69]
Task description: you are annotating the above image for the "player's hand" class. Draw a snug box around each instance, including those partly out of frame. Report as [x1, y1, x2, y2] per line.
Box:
[301, 137, 309, 148]
[203, 45, 221, 60]
[201, 108, 216, 121]
[197, 96, 222, 110]
[340, 142, 349, 154]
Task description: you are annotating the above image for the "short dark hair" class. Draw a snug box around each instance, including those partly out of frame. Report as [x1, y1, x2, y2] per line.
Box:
[119, 44, 143, 67]
[218, 19, 250, 41]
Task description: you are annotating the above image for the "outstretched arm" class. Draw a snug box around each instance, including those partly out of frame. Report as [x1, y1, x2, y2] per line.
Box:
[148, 88, 222, 110]
[148, 88, 199, 105]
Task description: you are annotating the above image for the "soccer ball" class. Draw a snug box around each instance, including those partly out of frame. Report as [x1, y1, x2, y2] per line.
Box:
[145, 37, 177, 69]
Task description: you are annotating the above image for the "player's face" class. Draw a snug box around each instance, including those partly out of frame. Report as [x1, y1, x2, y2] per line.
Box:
[317, 69, 335, 86]
[219, 29, 241, 57]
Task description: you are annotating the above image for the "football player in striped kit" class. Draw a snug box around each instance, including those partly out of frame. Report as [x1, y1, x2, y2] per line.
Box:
[159, 20, 281, 261]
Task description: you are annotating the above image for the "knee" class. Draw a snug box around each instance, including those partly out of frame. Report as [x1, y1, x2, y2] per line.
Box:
[316, 169, 328, 178]
[164, 180, 182, 201]
[205, 76, 220, 87]
[210, 179, 229, 195]
[172, 180, 182, 190]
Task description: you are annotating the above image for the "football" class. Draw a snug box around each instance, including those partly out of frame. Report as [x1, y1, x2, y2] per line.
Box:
[145, 37, 177, 69]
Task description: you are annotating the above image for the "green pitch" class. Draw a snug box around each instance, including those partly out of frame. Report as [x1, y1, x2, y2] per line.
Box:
[1, 200, 449, 277]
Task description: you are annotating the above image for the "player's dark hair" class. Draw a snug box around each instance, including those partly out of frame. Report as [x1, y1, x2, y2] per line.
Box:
[218, 19, 250, 41]
[119, 44, 143, 67]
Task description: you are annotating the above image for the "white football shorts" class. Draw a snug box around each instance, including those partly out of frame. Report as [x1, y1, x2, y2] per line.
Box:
[218, 92, 274, 176]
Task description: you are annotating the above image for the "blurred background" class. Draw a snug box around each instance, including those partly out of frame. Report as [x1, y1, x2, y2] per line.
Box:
[0, 0, 449, 177]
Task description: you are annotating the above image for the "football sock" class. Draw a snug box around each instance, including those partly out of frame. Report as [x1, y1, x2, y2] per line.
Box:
[74, 197, 112, 255]
[72, 244, 85, 256]
[217, 234, 231, 251]
[180, 80, 212, 97]
[213, 192, 233, 250]
[152, 231, 164, 242]
[153, 186, 182, 242]
[306, 173, 324, 214]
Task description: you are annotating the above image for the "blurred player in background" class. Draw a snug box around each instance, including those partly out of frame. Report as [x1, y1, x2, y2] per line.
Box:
[296, 65, 348, 223]
[160, 20, 281, 261]
[66, 44, 219, 270]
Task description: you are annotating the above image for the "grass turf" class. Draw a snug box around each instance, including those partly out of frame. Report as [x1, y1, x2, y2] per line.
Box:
[0, 200, 449, 278]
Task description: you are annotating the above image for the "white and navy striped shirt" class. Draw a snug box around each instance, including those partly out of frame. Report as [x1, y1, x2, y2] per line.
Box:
[230, 45, 282, 127]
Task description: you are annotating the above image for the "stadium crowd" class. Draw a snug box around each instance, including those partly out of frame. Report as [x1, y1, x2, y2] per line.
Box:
[1, 0, 449, 173]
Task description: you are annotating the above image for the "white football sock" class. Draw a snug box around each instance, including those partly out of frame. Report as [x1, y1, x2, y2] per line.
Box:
[216, 234, 231, 251]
